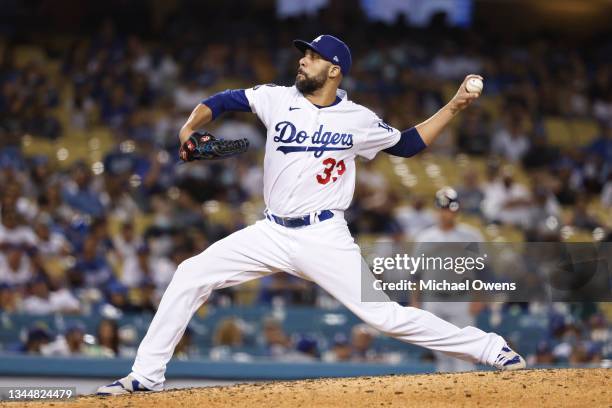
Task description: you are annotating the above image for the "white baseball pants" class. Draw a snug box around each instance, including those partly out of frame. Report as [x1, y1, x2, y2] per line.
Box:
[131, 214, 505, 390]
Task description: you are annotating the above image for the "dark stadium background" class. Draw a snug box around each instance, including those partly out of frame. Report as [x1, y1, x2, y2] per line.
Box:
[0, 0, 610, 394]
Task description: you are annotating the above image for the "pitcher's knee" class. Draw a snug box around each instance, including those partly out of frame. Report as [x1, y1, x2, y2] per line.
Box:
[172, 252, 225, 291]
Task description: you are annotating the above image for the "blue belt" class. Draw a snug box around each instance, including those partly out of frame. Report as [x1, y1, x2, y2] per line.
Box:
[265, 209, 334, 228]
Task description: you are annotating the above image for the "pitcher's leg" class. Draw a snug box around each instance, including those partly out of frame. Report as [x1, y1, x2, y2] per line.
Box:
[294, 220, 505, 366]
[131, 221, 293, 390]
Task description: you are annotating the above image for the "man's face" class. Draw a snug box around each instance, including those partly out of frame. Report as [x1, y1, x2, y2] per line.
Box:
[295, 49, 332, 95]
[438, 208, 457, 227]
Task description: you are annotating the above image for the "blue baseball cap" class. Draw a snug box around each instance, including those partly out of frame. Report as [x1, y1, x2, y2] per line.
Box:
[293, 34, 352, 76]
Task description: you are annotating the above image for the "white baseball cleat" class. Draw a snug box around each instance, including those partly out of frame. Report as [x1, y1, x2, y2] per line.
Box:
[492, 344, 527, 370]
[97, 374, 152, 396]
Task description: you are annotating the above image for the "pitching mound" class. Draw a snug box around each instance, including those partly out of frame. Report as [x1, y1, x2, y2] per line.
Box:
[4, 368, 610, 407]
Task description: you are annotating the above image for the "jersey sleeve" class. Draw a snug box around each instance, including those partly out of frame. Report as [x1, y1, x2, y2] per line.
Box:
[244, 84, 282, 128]
[357, 111, 402, 160]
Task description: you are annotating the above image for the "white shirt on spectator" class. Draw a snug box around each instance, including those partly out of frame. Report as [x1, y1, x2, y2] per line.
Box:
[394, 206, 436, 239]
[492, 128, 530, 162]
[0, 253, 33, 285]
[112, 235, 144, 260]
[121, 255, 176, 289]
[21, 289, 80, 315]
[482, 181, 532, 226]
[0, 225, 37, 247]
[37, 232, 71, 257]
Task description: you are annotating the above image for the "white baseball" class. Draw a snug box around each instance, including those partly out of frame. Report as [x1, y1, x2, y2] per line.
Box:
[465, 77, 483, 94]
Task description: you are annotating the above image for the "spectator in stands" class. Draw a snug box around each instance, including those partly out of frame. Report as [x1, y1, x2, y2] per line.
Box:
[94, 318, 120, 357]
[21, 325, 52, 355]
[394, 195, 436, 239]
[0, 282, 20, 311]
[112, 220, 142, 260]
[21, 276, 80, 315]
[0, 243, 34, 286]
[293, 335, 320, 361]
[74, 235, 113, 288]
[525, 185, 561, 239]
[350, 324, 378, 362]
[0, 209, 37, 248]
[569, 195, 601, 231]
[61, 161, 105, 218]
[553, 163, 582, 206]
[37, 182, 75, 225]
[492, 115, 530, 162]
[261, 316, 292, 358]
[482, 168, 532, 227]
[323, 333, 352, 362]
[522, 134, 559, 169]
[104, 281, 139, 313]
[456, 169, 485, 216]
[529, 341, 556, 365]
[586, 122, 612, 164]
[456, 106, 491, 155]
[258, 273, 315, 305]
[33, 216, 72, 257]
[137, 278, 159, 312]
[120, 244, 175, 291]
[41, 323, 89, 356]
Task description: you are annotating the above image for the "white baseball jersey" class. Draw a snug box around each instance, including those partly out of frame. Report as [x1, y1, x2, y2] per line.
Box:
[244, 84, 401, 217]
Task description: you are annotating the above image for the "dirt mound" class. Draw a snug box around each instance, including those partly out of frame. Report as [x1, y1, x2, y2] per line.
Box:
[4, 368, 610, 408]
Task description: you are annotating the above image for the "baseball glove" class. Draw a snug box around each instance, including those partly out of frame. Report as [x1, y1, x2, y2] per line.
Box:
[179, 131, 249, 162]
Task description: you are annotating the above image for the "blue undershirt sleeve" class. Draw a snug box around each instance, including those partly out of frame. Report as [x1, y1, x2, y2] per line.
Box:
[383, 127, 427, 158]
[201, 89, 251, 120]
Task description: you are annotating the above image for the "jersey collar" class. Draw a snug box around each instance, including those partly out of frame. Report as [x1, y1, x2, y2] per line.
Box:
[294, 86, 348, 111]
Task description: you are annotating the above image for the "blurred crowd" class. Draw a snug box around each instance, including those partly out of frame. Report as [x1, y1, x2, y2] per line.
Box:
[0, 2, 610, 366]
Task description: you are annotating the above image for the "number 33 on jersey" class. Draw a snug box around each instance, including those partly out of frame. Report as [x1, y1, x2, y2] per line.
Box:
[244, 84, 401, 217]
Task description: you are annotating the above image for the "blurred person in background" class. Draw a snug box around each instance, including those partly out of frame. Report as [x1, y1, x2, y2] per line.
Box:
[261, 316, 292, 359]
[20, 325, 52, 355]
[0, 208, 37, 248]
[292, 335, 320, 361]
[0, 282, 20, 312]
[456, 169, 485, 217]
[120, 244, 175, 291]
[482, 167, 532, 227]
[61, 160, 105, 218]
[413, 187, 484, 372]
[323, 333, 352, 362]
[41, 323, 89, 357]
[209, 318, 245, 361]
[350, 324, 378, 362]
[456, 105, 490, 156]
[112, 220, 143, 261]
[394, 195, 436, 240]
[33, 216, 72, 257]
[74, 234, 114, 288]
[568, 194, 601, 231]
[258, 272, 315, 305]
[0, 243, 34, 286]
[492, 114, 530, 163]
[21, 275, 80, 315]
[94, 318, 120, 357]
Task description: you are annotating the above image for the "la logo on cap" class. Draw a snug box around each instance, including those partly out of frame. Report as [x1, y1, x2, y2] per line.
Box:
[333, 56, 339, 62]
[313, 35, 323, 43]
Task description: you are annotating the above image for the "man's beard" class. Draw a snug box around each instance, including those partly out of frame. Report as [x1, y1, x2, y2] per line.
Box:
[295, 70, 327, 95]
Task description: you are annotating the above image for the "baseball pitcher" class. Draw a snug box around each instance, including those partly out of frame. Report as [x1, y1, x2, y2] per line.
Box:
[98, 34, 525, 395]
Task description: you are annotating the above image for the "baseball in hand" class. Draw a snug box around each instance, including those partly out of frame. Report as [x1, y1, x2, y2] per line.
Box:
[465, 77, 483, 94]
